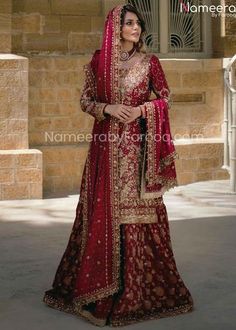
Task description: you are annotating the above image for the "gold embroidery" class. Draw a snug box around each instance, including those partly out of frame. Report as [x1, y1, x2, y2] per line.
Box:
[120, 213, 157, 224]
[141, 178, 178, 199]
[117, 118, 166, 224]
[43, 294, 107, 327]
[139, 101, 178, 198]
[118, 54, 151, 105]
[43, 292, 193, 327]
[72, 5, 124, 307]
[110, 303, 194, 327]
[160, 150, 179, 169]
[80, 63, 107, 122]
[121, 55, 150, 94]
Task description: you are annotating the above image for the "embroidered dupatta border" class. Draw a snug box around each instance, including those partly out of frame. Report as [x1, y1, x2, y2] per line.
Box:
[72, 5, 123, 307]
[140, 102, 178, 199]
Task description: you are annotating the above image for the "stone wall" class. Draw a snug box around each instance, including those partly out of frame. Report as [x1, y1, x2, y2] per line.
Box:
[28, 56, 224, 146]
[4, 0, 236, 57]
[212, 0, 236, 57]
[175, 141, 227, 185]
[166, 58, 224, 139]
[28, 55, 91, 196]
[0, 0, 12, 52]
[12, 0, 125, 54]
[0, 55, 42, 200]
[0, 0, 231, 198]
[28, 56, 91, 146]
[224, 0, 236, 57]
[0, 55, 28, 150]
[26, 55, 228, 196]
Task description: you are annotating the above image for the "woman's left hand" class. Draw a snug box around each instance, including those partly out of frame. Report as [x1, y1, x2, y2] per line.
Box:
[124, 106, 141, 124]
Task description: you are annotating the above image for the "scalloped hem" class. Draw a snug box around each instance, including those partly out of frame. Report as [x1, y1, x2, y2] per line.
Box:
[43, 291, 194, 327]
[109, 303, 194, 327]
[43, 292, 107, 327]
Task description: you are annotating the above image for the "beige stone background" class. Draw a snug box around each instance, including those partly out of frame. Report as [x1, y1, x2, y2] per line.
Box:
[0, 0, 235, 200]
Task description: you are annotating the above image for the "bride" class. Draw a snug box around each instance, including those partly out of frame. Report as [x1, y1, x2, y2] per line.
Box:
[43, 4, 194, 327]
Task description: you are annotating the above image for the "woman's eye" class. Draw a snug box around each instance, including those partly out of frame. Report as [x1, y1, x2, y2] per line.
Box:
[126, 21, 141, 26]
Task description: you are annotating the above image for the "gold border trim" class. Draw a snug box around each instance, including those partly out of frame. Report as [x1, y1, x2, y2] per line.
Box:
[72, 5, 124, 307]
[43, 293, 107, 327]
[43, 292, 193, 327]
[110, 303, 194, 327]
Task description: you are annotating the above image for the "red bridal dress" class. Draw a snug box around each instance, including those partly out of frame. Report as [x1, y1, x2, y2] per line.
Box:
[43, 5, 194, 327]
[43, 51, 194, 326]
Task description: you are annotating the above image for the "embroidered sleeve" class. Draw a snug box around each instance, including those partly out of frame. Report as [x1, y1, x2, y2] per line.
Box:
[140, 55, 172, 118]
[80, 62, 107, 122]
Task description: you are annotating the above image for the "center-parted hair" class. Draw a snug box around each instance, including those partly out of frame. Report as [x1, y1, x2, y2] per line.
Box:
[120, 4, 146, 52]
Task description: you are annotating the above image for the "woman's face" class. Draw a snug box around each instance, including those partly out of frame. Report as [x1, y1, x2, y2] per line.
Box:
[121, 11, 142, 45]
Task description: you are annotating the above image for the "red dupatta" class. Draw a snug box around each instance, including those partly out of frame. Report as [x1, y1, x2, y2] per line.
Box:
[74, 5, 125, 306]
[73, 4, 178, 307]
[141, 98, 178, 199]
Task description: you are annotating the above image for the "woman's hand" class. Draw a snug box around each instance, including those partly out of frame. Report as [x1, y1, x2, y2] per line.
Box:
[104, 104, 132, 123]
[104, 105, 141, 123]
[125, 106, 142, 124]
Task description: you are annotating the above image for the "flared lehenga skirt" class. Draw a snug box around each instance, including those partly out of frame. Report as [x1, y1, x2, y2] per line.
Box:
[43, 203, 194, 327]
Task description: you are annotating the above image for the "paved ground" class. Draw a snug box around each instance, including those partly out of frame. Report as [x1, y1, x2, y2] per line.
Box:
[0, 180, 235, 330]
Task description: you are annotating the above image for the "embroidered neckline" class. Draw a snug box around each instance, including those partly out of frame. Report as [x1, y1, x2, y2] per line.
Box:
[118, 54, 151, 74]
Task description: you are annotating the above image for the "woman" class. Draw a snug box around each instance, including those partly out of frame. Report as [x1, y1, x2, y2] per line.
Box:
[43, 4, 194, 327]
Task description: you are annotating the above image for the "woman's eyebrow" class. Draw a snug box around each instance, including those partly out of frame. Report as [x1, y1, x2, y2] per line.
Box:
[125, 19, 141, 22]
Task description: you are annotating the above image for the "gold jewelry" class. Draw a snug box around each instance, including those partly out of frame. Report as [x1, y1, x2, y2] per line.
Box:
[138, 105, 142, 117]
[120, 46, 136, 61]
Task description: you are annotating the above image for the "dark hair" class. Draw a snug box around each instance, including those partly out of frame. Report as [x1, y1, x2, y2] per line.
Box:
[120, 4, 146, 52]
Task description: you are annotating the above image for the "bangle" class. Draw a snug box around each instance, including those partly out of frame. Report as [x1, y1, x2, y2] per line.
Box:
[103, 104, 109, 116]
[138, 105, 142, 117]
[140, 105, 146, 118]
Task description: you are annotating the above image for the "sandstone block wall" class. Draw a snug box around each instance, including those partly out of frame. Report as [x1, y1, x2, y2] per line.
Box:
[28, 55, 93, 196]
[12, 0, 125, 54]
[28, 56, 92, 147]
[0, 0, 12, 52]
[166, 58, 224, 139]
[0, 54, 28, 149]
[224, 0, 236, 56]
[0, 149, 42, 199]
[0, 0, 233, 198]
[40, 145, 88, 196]
[212, 0, 236, 57]
[2, 0, 236, 57]
[26, 55, 228, 195]
[0, 54, 43, 200]
[175, 141, 228, 185]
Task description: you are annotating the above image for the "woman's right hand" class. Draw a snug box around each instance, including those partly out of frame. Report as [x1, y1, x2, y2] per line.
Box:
[104, 104, 132, 123]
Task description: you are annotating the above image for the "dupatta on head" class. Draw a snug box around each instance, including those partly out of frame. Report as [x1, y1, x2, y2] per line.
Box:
[91, 5, 122, 104]
[43, 6, 178, 319]
[91, 5, 178, 198]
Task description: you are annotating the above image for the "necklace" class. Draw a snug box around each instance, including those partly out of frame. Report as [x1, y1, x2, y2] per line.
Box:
[120, 46, 136, 61]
